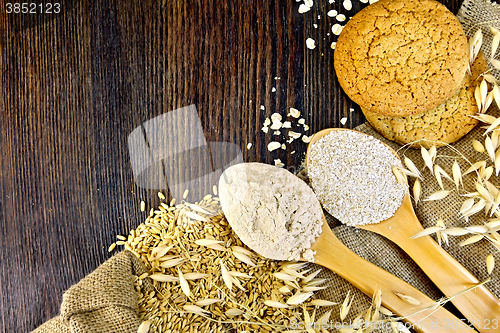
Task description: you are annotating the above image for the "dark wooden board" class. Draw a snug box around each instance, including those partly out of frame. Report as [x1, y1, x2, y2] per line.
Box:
[0, 0, 466, 331]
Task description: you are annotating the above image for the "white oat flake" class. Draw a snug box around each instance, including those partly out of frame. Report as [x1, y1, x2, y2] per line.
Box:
[340, 117, 347, 125]
[302, 135, 312, 143]
[247, 143, 252, 149]
[336, 14, 346, 22]
[267, 142, 281, 151]
[271, 113, 282, 122]
[274, 159, 285, 167]
[343, 0, 352, 10]
[270, 120, 283, 130]
[298, 4, 310, 13]
[289, 108, 301, 118]
[327, 9, 338, 17]
[306, 38, 316, 50]
[332, 24, 343, 35]
[331, 42, 337, 49]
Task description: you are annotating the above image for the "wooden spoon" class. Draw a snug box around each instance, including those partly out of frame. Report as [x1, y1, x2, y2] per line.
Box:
[306, 128, 500, 332]
[219, 163, 472, 333]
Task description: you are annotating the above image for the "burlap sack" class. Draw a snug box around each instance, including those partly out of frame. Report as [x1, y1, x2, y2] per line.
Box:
[33, 0, 500, 332]
[33, 251, 151, 333]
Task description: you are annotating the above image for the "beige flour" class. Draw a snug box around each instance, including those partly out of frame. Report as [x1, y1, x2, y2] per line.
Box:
[218, 162, 323, 262]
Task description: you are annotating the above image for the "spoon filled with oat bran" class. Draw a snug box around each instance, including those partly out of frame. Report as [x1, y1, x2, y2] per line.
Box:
[219, 162, 470, 333]
[306, 128, 500, 331]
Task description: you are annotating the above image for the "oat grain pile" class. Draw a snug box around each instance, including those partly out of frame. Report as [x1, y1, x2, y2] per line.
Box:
[219, 162, 323, 262]
[308, 130, 406, 226]
[114, 187, 332, 333]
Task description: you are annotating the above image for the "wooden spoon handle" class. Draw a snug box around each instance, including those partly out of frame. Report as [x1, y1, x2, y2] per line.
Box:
[312, 223, 473, 333]
[395, 229, 500, 331]
[361, 195, 500, 332]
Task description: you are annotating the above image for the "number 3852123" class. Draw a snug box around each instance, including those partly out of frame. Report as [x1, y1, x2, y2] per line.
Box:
[6, 3, 61, 14]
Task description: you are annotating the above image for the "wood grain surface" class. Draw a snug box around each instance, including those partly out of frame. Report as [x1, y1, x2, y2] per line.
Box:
[0, 0, 466, 331]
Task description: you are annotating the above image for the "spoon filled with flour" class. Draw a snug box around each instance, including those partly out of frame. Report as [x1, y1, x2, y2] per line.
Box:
[218, 162, 323, 262]
[219, 162, 468, 331]
[306, 128, 500, 330]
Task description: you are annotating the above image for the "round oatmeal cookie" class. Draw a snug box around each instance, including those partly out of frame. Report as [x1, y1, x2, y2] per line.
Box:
[362, 53, 488, 149]
[334, 0, 469, 116]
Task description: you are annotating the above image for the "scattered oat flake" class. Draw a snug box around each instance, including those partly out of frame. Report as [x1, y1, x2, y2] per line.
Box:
[149, 273, 179, 282]
[304, 0, 313, 7]
[271, 120, 283, 130]
[298, 4, 310, 13]
[472, 139, 485, 152]
[340, 117, 347, 125]
[302, 135, 312, 143]
[310, 299, 337, 306]
[413, 178, 421, 204]
[158, 192, 166, 200]
[424, 190, 450, 201]
[272, 87, 276, 92]
[289, 131, 301, 139]
[460, 234, 484, 246]
[274, 130, 281, 135]
[268, 141, 281, 151]
[195, 298, 221, 306]
[298, 118, 305, 125]
[260, 105, 265, 110]
[343, 0, 352, 10]
[336, 14, 346, 22]
[411, 226, 444, 239]
[421, 147, 434, 174]
[264, 300, 291, 308]
[262, 126, 269, 133]
[327, 9, 338, 17]
[291, 150, 296, 154]
[247, 143, 252, 149]
[271, 113, 282, 122]
[183, 304, 210, 316]
[487, 254, 495, 274]
[306, 38, 316, 50]
[282, 121, 292, 128]
[220, 260, 232, 290]
[313, 24, 318, 29]
[137, 320, 152, 333]
[332, 24, 343, 35]
[140, 200, 146, 212]
[281, 143, 286, 150]
[264, 118, 271, 126]
[452, 161, 462, 189]
[331, 42, 337, 49]
[286, 291, 313, 305]
[289, 107, 301, 118]
[275, 159, 285, 167]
